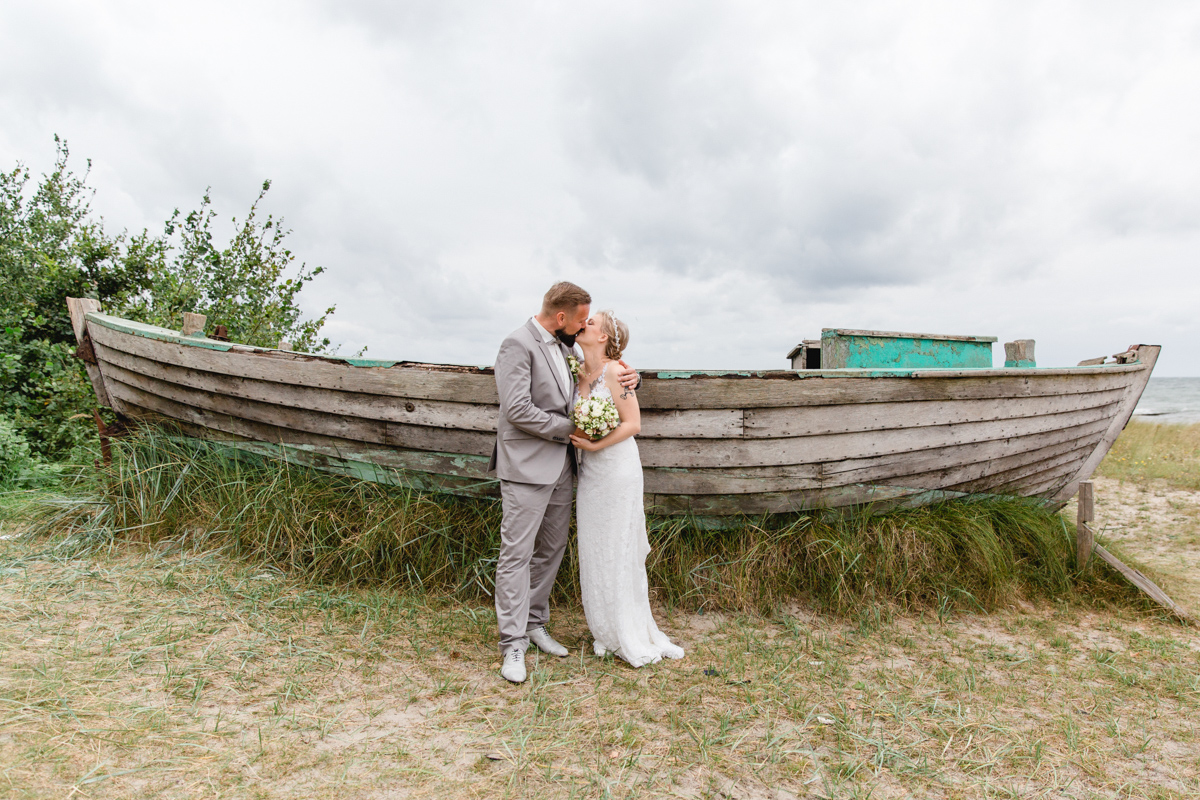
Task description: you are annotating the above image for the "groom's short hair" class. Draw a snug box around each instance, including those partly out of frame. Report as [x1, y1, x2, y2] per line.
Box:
[542, 281, 591, 314]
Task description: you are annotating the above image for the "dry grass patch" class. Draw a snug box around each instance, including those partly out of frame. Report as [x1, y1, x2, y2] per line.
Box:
[1067, 477, 1200, 616]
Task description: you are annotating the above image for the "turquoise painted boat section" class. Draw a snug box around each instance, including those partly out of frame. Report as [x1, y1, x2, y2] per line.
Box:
[1004, 358, 1037, 368]
[343, 358, 399, 368]
[821, 330, 996, 370]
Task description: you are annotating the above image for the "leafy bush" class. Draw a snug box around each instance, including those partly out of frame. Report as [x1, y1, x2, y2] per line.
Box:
[0, 138, 149, 457]
[1, 138, 336, 459]
[0, 416, 33, 487]
[123, 182, 334, 352]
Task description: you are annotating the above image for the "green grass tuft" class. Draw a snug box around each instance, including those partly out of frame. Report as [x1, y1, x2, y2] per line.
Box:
[23, 428, 1141, 614]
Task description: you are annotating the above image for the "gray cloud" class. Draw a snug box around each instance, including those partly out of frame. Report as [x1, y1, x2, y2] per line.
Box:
[548, 5, 1035, 296]
[2, 0, 1198, 374]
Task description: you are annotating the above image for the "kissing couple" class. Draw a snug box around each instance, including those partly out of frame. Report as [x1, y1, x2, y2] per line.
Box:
[487, 281, 685, 683]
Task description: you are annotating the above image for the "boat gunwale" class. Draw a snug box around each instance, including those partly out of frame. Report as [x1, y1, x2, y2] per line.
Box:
[84, 311, 1150, 381]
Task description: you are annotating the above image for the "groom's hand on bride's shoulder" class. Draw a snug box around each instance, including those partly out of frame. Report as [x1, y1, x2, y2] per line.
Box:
[616, 360, 641, 392]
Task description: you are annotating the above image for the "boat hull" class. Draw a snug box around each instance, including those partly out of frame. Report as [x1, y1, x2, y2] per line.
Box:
[71, 305, 1159, 515]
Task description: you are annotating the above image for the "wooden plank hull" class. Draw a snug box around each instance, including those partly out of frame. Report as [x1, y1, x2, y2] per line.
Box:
[76, 310, 1159, 516]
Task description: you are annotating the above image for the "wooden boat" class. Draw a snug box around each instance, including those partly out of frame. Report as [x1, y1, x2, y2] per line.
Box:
[67, 298, 1159, 516]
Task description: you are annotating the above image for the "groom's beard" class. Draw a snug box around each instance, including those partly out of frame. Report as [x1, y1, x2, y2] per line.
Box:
[555, 330, 577, 347]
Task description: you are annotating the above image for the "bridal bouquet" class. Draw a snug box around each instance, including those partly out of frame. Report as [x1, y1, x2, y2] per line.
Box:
[573, 395, 621, 439]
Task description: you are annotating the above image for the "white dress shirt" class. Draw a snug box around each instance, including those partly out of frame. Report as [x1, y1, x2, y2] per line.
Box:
[531, 316, 571, 391]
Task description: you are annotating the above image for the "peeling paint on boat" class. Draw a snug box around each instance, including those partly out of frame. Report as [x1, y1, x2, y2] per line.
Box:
[92, 314, 236, 352]
[343, 358, 399, 368]
[821, 329, 996, 370]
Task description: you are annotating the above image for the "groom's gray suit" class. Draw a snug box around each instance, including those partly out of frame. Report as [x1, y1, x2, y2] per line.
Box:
[489, 319, 578, 656]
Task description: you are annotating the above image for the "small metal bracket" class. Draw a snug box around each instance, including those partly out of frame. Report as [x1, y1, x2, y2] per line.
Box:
[74, 332, 98, 365]
[92, 409, 128, 467]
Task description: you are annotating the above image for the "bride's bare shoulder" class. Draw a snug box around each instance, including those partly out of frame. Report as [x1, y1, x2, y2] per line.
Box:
[602, 361, 623, 386]
[604, 362, 636, 402]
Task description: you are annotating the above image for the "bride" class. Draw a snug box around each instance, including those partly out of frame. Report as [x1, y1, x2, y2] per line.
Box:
[569, 311, 685, 666]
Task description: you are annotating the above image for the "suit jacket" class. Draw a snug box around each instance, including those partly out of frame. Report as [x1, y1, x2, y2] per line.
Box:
[488, 320, 578, 484]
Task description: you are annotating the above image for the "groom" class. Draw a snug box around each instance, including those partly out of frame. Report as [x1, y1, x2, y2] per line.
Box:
[489, 281, 639, 683]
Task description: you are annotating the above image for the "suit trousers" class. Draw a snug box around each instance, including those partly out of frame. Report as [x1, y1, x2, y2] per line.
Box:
[495, 452, 574, 655]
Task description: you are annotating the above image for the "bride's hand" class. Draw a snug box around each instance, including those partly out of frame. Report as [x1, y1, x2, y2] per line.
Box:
[570, 433, 602, 451]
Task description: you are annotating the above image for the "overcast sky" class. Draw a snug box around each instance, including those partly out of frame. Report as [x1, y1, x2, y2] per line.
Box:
[3, 1, 1198, 375]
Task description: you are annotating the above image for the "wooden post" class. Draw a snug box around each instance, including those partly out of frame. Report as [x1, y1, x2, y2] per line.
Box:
[1073, 470, 1194, 622]
[1077, 480, 1094, 570]
[1003, 339, 1036, 368]
[181, 313, 207, 337]
[278, 340, 293, 351]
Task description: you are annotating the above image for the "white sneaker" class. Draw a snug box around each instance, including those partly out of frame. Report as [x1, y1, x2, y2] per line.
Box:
[528, 626, 568, 657]
[500, 648, 527, 683]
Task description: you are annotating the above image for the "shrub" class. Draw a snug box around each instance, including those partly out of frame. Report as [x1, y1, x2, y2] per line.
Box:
[0, 416, 32, 487]
[1, 138, 335, 459]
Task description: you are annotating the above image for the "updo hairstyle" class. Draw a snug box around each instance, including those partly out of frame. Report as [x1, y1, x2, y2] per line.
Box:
[598, 310, 629, 361]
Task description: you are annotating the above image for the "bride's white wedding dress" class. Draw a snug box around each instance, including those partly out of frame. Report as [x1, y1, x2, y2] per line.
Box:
[575, 364, 685, 667]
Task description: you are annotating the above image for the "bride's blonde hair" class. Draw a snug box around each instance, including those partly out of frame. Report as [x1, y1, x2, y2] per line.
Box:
[597, 311, 629, 361]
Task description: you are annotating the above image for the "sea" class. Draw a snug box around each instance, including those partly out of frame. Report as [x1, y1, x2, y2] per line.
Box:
[1132, 377, 1200, 425]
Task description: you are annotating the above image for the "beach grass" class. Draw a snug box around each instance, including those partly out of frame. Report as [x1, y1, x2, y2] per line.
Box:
[1097, 420, 1200, 490]
[20, 428, 1145, 617]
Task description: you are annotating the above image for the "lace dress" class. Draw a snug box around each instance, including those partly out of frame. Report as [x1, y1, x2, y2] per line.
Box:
[575, 364, 685, 666]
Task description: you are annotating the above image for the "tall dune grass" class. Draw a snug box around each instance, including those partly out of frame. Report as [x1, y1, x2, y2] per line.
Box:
[27, 428, 1138, 614]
